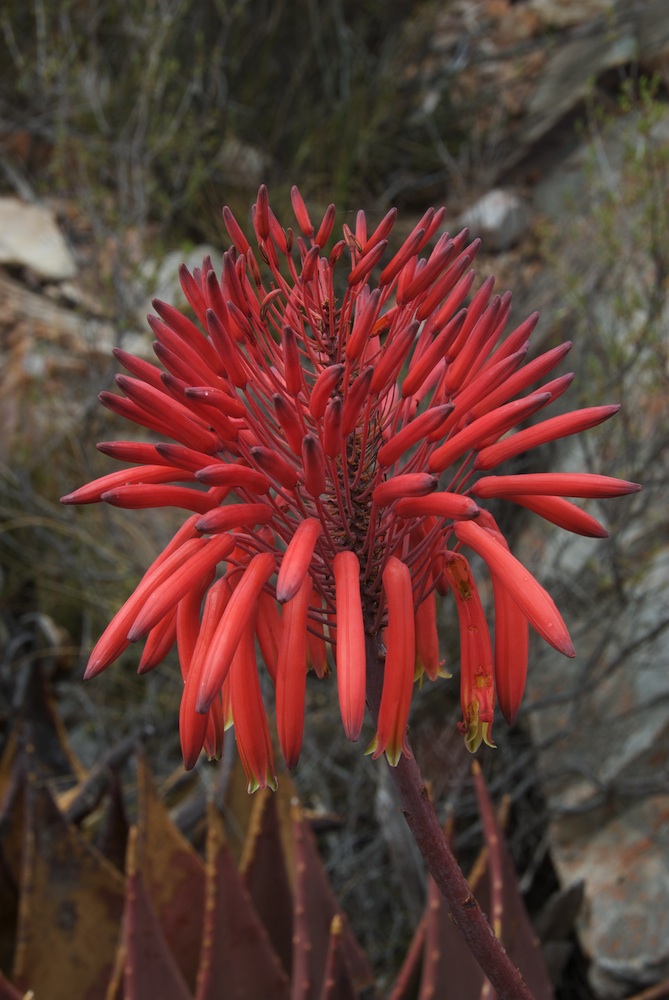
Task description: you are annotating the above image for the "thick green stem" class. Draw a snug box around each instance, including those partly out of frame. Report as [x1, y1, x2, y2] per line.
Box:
[365, 633, 534, 1000]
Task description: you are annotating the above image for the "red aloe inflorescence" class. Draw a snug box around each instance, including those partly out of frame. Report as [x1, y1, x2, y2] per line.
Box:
[62, 185, 638, 792]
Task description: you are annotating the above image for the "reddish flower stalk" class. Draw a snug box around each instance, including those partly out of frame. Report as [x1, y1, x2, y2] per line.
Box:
[62, 184, 639, 789]
[365, 630, 536, 1000]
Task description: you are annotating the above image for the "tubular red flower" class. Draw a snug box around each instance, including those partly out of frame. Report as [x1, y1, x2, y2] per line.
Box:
[454, 520, 575, 657]
[137, 609, 178, 674]
[309, 364, 344, 420]
[116, 373, 218, 441]
[428, 392, 551, 474]
[377, 404, 453, 467]
[333, 552, 366, 741]
[414, 591, 445, 683]
[281, 325, 303, 396]
[61, 465, 195, 504]
[273, 393, 304, 455]
[369, 557, 415, 765]
[401, 311, 467, 399]
[369, 320, 418, 395]
[249, 446, 299, 490]
[472, 473, 642, 500]
[276, 517, 323, 603]
[414, 250, 477, 324]
[315, 203, 336, 246]
[194, 503, 273, 534]
[379, 228, 425, 286]
[95, 440, 174, 466]
[323, 397, 344, 458]
[505, 494, 609, 537]
[475, 512, 529, 727]
[398, 234, 457, 303]
[347, 288, 383, 359]
[290, 185, 314, 238]
[341, 366, 374, 436]
[466, 341, 573, 423]
[395, 492, 481, 521]
[194, 464, 271, 492]
[100, 483, 220, 514]
[222, 205, 251, 254]
[229, 615, 278, 793]
[64, 184, 637, 772]
[301, 433, 327, 497]
[306, 586, 329, 679]
[276, 573, 311, 769]
[253, 590, 281, 685]
[474, 404, 621, 470]
[372, 473, 438, 507]
[84, 527, 203, 679]
[362, 207, 397, 253]
[195, 552, 276, 714]
[179, 577, 231, 769]
[127, 534, 235, 641]
[347, 240, 388, 287]
[444, 553, 495, 753]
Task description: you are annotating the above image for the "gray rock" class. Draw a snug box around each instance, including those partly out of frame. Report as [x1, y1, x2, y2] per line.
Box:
[0, 197, 77, 281]
[528, 0, 614, 30]
[414, 0, 669, 181]
[523, 511, 669, 997]
[458, 189, 532, 252]
[552, 796, 669, 998]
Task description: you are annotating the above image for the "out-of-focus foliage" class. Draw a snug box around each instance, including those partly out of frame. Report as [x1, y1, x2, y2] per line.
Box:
[0, 0, 459, 238]
[0, 665, 554, 999]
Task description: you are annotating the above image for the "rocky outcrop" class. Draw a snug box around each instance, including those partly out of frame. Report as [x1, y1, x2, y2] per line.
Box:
[457, 188, 532, 251]
[410, 0, 669, 183]
[0, 197, 77, 281]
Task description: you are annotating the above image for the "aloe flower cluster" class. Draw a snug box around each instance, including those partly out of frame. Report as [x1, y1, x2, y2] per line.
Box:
[62, 186, 638, 791]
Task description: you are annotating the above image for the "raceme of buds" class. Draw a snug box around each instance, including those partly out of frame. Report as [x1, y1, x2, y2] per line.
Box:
[62, 185, 640, 788]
